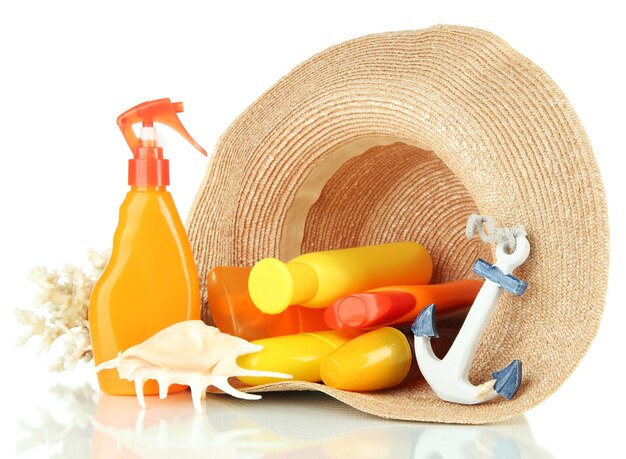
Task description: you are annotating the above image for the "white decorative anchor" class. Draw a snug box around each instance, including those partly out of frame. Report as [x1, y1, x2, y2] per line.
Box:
[412, 215, 530, 404]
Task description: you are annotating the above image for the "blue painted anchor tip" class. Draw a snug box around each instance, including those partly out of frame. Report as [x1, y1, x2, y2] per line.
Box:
[492, 360, 522, 400]
[411, 304, 439, 338]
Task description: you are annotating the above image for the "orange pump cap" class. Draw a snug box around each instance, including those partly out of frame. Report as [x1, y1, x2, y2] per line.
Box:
[117, 98, 207, 186]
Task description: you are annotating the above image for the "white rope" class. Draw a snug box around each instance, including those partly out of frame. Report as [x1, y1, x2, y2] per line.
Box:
[465, 214, 527, 252]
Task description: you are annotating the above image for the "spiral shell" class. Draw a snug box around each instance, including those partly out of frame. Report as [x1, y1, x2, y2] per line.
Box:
[96, 320, 291, 413]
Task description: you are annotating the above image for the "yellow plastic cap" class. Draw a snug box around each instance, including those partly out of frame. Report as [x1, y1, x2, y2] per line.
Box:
[248, 258, 317, 314]
[320, 327, 412, 391]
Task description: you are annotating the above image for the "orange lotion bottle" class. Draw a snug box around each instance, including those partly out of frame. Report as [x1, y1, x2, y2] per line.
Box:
[207, 266, 330, 341]
[89, 98, 206, 395]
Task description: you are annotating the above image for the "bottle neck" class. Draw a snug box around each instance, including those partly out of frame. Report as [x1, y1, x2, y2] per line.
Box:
[131, 185, 168, 192]
[128, 156, 170, 187]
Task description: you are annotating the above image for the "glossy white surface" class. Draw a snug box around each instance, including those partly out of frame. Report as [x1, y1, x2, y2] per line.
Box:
[1, 1, 624, 458]
[13, 374, 554, 459]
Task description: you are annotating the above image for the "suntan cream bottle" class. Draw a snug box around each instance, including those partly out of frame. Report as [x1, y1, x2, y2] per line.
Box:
[248, 242, 432, 314]
[207, 266, 330, 341]
[324, 279, 483, 330]
[89, 99, 205, 395]
[236, 330, 362, 385]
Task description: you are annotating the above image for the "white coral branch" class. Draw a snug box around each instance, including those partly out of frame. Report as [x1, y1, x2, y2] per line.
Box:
[15, 249, 110, 371]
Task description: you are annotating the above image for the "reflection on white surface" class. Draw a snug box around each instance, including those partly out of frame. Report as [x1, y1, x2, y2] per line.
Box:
[15, 383, 99, 458]
[16, 383, 554, 459]
[91, 392, 281, 459]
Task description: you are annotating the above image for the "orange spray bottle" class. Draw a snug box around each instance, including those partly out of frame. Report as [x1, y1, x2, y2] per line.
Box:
[89, 98, 206, 395]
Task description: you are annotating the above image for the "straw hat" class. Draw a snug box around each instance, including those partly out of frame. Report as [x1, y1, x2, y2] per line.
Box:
[187, 24, 609, 424]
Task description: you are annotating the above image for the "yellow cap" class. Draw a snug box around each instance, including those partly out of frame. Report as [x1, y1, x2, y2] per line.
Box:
[248, 258, 318, 314]
[320, 327, 411, 391]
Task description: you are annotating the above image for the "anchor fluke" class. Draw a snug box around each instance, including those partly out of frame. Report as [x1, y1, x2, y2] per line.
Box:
[492, 359, 522, 400]
[411, 304, 439, 338]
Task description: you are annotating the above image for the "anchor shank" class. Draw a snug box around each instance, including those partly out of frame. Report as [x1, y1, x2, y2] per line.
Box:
[441, 280, 503, 378]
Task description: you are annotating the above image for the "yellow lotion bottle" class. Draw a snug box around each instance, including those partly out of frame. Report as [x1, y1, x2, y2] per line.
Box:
[236, 330, 362, 385]
[249, 242, 432, 314]
[89, 99, 205, 395]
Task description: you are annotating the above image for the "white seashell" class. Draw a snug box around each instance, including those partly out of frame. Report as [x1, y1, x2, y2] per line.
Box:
[96, 320, 291, 413]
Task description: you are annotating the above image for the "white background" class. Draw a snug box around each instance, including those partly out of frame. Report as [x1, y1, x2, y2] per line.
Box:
[1, 1, 624, 458]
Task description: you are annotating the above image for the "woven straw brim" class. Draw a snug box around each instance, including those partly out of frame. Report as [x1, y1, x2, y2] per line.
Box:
[187, 25, 609, 424]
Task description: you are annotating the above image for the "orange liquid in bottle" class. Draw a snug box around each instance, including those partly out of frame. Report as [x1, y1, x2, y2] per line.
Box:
[208, 266, 329, 341]
[89, 186, 200, 395]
